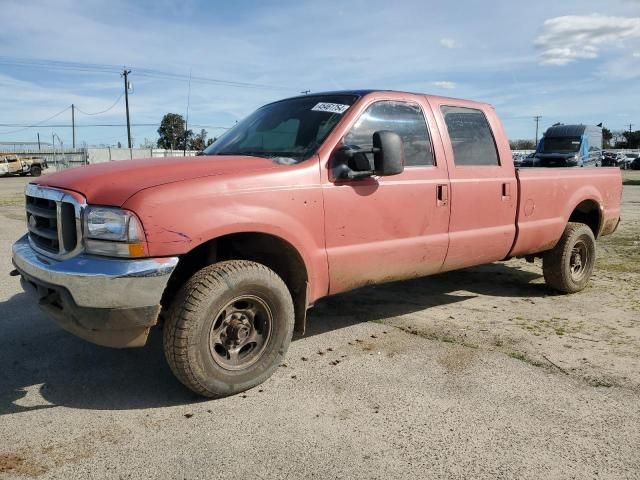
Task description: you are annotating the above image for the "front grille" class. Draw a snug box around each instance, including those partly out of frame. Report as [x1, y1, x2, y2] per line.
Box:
[25, 185, 83, 258]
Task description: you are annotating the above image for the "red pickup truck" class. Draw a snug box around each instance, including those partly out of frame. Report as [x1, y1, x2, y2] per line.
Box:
[12, 90, 622, 397]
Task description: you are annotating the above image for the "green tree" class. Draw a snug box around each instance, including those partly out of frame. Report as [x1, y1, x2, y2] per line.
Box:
[602, 127, 613, 148]
[622, 130, 640, 149]
[189, 128, 209, 151]
[157, 113, 193, 150]
[509, 139, 536, 150]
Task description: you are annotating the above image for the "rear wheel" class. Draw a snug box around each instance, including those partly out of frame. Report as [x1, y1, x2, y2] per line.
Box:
[30, 165, 42, 177]
[543, 222, 596, 293]
[163, 260, 294, 397]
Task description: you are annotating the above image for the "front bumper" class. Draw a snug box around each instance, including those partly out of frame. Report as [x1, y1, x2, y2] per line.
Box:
[12, 234, 178, 347]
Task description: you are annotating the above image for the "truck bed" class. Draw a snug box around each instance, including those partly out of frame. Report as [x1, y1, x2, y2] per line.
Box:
[509, 167, 622, 257]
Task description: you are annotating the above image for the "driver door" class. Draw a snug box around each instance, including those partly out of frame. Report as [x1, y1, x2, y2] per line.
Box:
[322, 98, 450, 294]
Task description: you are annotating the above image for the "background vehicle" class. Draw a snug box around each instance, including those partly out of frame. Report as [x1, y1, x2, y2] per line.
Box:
[535, 124, 602, 167]
[0, 155, 47, 176]
[11, 90, 622, 398]
[602, 151, 627, 167]
[622, 152, 639, 169]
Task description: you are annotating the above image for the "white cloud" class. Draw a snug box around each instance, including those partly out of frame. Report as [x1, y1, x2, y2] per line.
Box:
[535, 14, 640, 65]
[439, 38, 457, 49]
[432, 81, 456, 89]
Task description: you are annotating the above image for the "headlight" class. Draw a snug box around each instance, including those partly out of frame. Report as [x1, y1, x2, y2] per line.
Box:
[84, 206, 147, 257]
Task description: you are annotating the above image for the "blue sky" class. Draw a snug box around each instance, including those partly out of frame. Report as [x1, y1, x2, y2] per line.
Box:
[1, 0, 639, 148]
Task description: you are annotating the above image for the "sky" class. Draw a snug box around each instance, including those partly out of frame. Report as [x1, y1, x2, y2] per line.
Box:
[1, 0, 639, 148]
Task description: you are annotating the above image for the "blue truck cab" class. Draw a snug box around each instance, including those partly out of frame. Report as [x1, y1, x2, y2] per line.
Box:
[534, 124, 603, 167]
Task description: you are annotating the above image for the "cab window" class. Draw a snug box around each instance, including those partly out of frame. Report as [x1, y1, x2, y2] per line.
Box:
[441, 106, 499, 166]
[344, 101, 434, 167]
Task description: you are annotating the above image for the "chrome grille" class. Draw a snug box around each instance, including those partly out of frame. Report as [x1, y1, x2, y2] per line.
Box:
[25, 184, 85, 259]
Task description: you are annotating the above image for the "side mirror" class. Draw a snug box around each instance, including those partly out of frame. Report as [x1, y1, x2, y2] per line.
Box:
[332, 130, 405, 180]
[373, 131, 404, 176]
[333, 146, 375, 180]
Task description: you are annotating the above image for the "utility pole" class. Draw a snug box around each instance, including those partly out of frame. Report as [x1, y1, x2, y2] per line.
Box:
[122, 68, 132, 148]
[71, 104, 76, 149]
[184, 69, 192, 156]
[37, 132, 41, 152]
[534, 115, 542, 147]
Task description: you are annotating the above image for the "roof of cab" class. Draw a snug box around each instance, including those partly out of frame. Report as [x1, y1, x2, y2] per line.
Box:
[270, 89, 492, 108]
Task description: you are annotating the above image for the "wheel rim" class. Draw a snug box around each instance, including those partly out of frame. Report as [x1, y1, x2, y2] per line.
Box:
[569, 240, 589, 281]
[208, 295, 273, 371]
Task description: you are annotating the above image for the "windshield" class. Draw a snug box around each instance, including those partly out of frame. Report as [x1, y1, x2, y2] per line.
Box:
[542, 137, 582, 153]
[202, 94, 359, 162]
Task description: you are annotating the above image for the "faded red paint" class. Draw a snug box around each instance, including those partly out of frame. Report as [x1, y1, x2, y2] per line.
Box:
[32, 91, 622, 305]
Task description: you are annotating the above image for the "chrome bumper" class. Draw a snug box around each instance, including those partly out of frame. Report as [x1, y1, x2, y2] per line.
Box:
[12, 234, 178, 309]
[12, 234, 179, 347]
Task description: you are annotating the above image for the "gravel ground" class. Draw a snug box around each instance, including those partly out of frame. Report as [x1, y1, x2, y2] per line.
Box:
[0, 175, 639, 479]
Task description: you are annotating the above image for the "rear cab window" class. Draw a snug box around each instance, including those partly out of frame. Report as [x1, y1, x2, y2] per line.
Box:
[440, 106, 500, 166]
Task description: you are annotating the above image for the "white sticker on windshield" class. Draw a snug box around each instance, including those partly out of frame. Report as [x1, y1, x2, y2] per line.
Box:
[311, 102, 350, 114]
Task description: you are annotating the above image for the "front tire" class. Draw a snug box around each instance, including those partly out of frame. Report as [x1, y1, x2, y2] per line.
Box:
[163, 260, 294, 398]
[543, 222, 596, 293]
[30, 165, 42, 177]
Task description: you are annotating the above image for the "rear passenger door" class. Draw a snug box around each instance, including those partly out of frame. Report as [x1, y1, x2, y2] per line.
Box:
[429, 102, 517, 271]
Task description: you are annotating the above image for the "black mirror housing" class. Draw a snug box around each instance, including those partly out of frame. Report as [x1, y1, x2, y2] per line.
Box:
[373, 131, 404, 176]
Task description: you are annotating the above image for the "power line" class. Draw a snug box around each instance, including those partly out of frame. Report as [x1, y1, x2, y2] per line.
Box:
[0, 105, 71, 135]
[0, 56, 300, 91]
[0, 122, 230, 129]
[75, 92, 124, 115]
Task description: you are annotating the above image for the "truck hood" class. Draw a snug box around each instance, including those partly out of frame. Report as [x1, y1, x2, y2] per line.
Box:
[32, 155, 282, 206]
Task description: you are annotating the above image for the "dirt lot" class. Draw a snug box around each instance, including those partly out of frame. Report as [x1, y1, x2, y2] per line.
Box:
[0, 175, 638, 479]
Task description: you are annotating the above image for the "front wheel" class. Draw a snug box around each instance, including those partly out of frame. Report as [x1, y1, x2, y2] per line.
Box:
[543, 222, 596, 293]
[30, 165, 42, 177]
[163, 260, 294, 397]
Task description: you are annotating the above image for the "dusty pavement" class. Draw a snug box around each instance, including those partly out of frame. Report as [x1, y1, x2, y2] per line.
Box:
[0, 175, 639, 479]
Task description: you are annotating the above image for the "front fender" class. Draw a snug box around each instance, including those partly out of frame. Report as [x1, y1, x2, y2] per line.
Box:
[122, 168, 328, 302]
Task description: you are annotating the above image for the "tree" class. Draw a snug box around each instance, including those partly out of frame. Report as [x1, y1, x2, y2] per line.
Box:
[622, 130, 640, 149]
[602, 127, 613, 148]
[157, 113, 193, 150]
[206, 137, 215, 146]
[509, 139, 536, 150]
[189, 129, 208, 151]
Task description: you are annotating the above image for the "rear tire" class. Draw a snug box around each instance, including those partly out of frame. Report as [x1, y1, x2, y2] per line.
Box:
[163, 260, 294, 398]
[543, 222, 596, 293]
[30, 165, 42, 177]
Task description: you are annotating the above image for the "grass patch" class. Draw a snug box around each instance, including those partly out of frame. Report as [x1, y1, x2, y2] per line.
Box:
[0, 195, 24, 207]
[597, 231, 640, 274]
[508, 351, 529, 362]
[507, 350, 545, 368]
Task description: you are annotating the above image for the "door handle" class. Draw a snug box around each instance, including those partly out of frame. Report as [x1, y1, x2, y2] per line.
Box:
[437, 184, 448, 206]
[502, 182, 511, 199]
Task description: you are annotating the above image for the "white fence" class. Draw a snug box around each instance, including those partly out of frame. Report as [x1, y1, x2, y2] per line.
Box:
[87, 148, 199, 164]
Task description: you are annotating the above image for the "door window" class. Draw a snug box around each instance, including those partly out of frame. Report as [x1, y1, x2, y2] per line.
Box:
[344, 101, 434, 167]
[441, 106, 499, 166]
